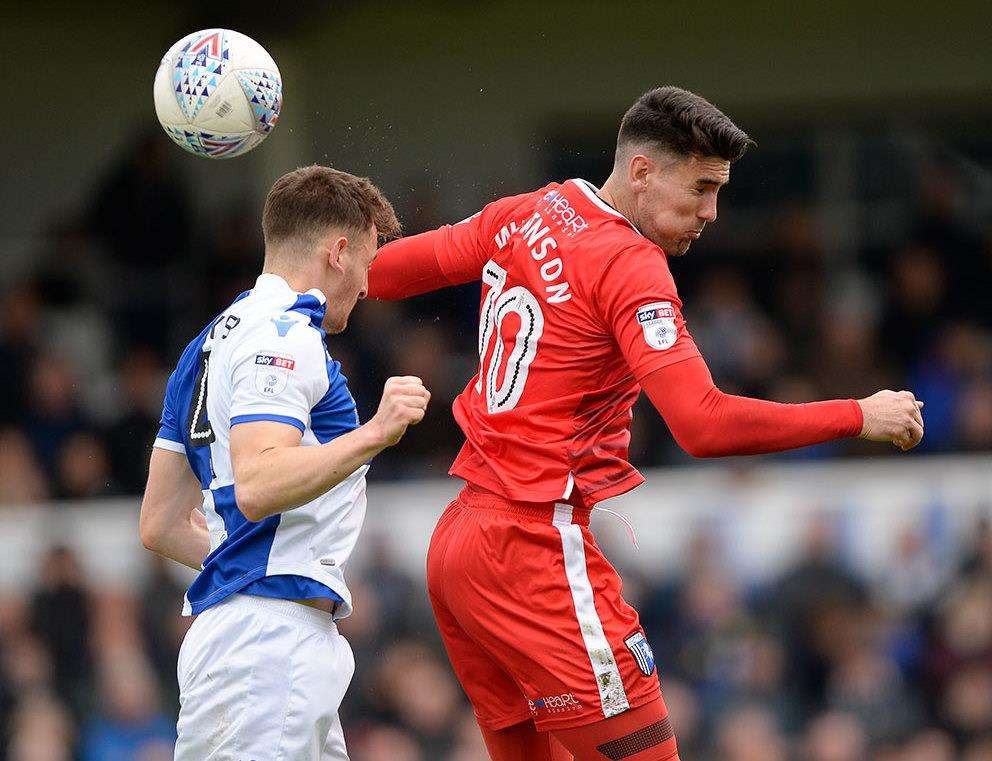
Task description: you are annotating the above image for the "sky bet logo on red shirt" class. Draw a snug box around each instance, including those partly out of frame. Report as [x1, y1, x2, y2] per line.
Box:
[636, 302, 678, 351]
[636, 304, 676, 323]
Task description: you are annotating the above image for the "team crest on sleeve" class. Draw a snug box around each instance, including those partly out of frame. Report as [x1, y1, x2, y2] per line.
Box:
[254, 353, 295, 396]
[624, 630, 656, 676]
[636, 302, 678, 350]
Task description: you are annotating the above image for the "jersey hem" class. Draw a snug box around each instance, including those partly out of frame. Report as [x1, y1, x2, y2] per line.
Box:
[450, 468, 646, 507]
[184, 563, 354, 619]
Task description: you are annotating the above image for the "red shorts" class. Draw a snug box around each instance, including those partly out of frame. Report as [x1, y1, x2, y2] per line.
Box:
[427, 485, 662, 732]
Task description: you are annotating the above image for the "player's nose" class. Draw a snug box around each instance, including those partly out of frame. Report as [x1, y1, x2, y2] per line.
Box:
[699, 198, 718, 223]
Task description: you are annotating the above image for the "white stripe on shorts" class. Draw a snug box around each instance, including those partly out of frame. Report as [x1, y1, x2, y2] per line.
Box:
[552, 504, 630, 718]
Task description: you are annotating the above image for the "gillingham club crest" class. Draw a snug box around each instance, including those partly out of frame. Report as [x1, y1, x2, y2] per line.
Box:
[624, 630, 656, 676]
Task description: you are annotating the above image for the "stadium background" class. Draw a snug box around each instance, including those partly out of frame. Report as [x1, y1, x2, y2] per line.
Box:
[1, 2, 991, 759]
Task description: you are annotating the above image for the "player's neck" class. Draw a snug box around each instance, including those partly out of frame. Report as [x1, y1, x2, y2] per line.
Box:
[598, 175, 636, 223]
[260, 257, 324, 296]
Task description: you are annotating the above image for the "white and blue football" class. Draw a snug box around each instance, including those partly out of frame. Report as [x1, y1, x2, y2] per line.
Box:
[154, 29, 282, 159]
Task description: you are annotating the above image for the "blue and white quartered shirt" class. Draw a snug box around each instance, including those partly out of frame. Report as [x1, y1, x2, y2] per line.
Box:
[153, 273, 365, 618]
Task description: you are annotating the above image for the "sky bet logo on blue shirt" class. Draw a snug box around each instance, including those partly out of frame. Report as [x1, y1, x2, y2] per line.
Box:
[255, 354, 295, 370]
[254, 354, 294, 396]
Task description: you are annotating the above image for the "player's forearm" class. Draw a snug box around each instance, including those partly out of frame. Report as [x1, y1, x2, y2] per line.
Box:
[643, 357, 863, 458]
[140, 448, 212, 570]
[235, 423, 387, 521]
[149, 523, 211, 571]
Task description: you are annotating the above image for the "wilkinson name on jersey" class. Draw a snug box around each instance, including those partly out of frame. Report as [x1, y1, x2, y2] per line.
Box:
[493, 210, 573, 304]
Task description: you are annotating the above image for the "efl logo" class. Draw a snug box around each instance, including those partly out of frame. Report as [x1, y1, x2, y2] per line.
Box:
[255, 354, 295, 370]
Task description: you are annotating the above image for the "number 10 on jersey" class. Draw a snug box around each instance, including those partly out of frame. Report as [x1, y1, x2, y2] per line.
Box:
[475, 260, 545, 414]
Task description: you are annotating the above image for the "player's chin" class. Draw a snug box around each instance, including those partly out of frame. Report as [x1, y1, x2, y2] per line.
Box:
[324, 315, 348, 334]
[670, 239, 693, 257]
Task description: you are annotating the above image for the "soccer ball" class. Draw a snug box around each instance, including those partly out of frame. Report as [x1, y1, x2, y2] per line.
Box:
[153, 29, 282, 159]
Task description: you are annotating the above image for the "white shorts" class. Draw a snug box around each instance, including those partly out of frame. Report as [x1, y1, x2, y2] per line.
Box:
[175, 594, 355, 761]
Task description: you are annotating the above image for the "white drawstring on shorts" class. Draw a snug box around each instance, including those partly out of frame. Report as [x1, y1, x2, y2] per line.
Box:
[592, 505, 639, 550]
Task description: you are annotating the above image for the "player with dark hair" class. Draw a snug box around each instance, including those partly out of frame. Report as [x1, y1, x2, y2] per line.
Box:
[368, 87, 924, 760]
[140, 165, 429, 760]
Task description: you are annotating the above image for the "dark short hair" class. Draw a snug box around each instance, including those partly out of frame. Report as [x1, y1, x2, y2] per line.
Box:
[617, 86, 752, 163]
[262, 165, 401, 247]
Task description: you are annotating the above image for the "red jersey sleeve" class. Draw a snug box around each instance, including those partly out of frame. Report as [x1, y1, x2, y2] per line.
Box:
[368, 195, 526, 300]
[595, 243, 701, 381]
[642, 356, 864, 457]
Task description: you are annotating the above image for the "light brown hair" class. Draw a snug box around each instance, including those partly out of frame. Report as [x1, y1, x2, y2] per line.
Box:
[262, 165, 401, 249]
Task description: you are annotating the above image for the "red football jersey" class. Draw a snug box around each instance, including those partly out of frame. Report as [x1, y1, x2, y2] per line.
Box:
[439, 179, 701, 505]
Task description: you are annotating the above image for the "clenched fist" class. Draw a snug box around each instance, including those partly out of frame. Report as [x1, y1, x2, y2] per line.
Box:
[369, 376, 431, 447]
[857, 390, 925, 451]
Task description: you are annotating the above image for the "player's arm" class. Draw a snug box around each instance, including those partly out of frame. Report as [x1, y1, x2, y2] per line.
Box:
[641, 356, 924, 456]
[368, 200, 512, 299]
[139, 448, 211, 571]
[598, 245, 924, 456]
[230, 376, 429, 521]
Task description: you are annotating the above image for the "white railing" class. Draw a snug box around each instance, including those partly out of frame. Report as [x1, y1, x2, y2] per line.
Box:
[1, 454, 989, 594]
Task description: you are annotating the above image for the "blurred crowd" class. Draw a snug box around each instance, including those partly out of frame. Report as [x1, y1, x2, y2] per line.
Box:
[0, 511, 990, 760]
[1, 129, 991, 505]
[0, 126, 991, 759]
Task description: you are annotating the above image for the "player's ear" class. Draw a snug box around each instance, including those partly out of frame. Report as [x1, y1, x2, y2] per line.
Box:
[628, 154, 651, 192]
[324, 235, 348, 274]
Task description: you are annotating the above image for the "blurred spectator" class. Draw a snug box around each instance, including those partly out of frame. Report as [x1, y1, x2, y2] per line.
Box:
[23, 355, 86, 478]
[55, 431, 119, 500]
[879, 526, 946, 614]
[767, 517, 869, 719]
[89, 130, 192, 355]
[352, 724, 424, 761]
[0, 284, 42, 426]
[716, 705, 789, 761]
[691, 266, 784, 394]
[957, 380, 992, 450]
[800, 711, 867, 761]
[963, 736, 992, 761]
[880, 242, 950, 371]
[77, 651, 175, 761]
[6, 692, 75, 761]
[961, 516, 992, 579]
[105, 347, 169, 493]
[901, 728, 956, 761]
[0, 428, 50, 505]
[28, 547, 93, 715]
[826, 642, 921, 744]
[445, 709, 489, 761]
[138, 555, 189, 712]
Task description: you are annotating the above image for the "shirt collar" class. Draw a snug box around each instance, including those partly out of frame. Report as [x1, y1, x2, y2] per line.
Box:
[254, 272, 327, 305]
[569, 178, 642, 236]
